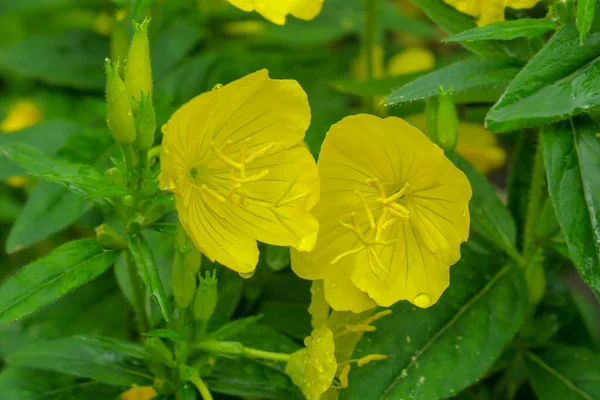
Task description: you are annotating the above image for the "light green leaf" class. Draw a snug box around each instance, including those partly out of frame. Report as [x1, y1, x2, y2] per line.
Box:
[0, 143, 128, 199]
[444, 19, 557, 43]
[410, 0, 506, 55]
[340, 249, 528, 400]
[524, 346, 600, 399]
[577, 0, 597, 44]
[487, 23, 600, 132]
[128, 234, 172, 322]
[543, 119, 600, 297]
[451, 154, 520, 261]
[385, 57, 522, 106]
[7, 336, 153, 387]
[0, 239, 119, 324]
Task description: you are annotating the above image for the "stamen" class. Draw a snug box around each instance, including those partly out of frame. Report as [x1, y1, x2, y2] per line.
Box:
[201, 184, 226, 203]
[367, 247, 389, 279]
[330, 246, 366, 265]
[381, 182, 411, 204]
[363, 310, 393, 325]
[338, 364, 351, 388]
[245, 143, 276, 164]
[211, 142, 243, 170]
[387, 203, 410, 219]
[357, 354, 387, 367]
[355, 190, 375, 230]
[345, 324, 376, 333]
[366, 178, 386, 198]
[230, 169, 269, 183]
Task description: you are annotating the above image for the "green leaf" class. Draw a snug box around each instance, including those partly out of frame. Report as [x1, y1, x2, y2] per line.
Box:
[410, 0, 506, 55]
[486, 23, 600, 132]
[385, 57, 522, 106]
[331, 73, 423, 97]
[451, 154, 520, 261]
[340, 250, 528, 400]
[0, 366, 121, 400]
[265, 245, 291, 272]
[577, 0, 596, 44]
[524, 345, 600, 399]
[5, 182, 90, 253]
[543, 119, 600, 297]
[0, 192, 20, 221]
[444, 19, 558, 43]
[0, 31, 107, 90]
[7, 336, 153, 387]
[128, 234, 171, 322]
[206, 358, 302, 400]
[0, 239, 119, 324]
[0, 143, 128, 198]
[0, 120, 83, 180]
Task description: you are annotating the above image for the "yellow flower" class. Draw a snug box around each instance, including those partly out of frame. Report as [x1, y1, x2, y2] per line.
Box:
[1, 100, 43, 133]
[227, 0, 324, 25]
[443, 0, 539, 26]
[387, 47, 435, 76]
[121, 386, 157, 400]
[285, 326, 337, 400]
[159, 69, 320, 274]
[406, 114, 507, 175]
[292, 115, 471, 312]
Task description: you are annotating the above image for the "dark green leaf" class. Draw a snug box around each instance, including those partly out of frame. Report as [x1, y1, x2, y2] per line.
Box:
[7, 336, 153, 387]
[0, 366, 121, 400]
[0, 239, 118, 324]
[5, 182, 90, 253]
[444, 19, 557, 43]
[486, 23, 600, 132]
[340, 250, 528, 400]
[410, 0, 506, 55]
[0, 120, 83, 180]
[0, 31, 107, 90]
[0, 144, 128, 198]
[451, 154, 520, 261]
[206, 358, 302, 400]
[0, 193, 20, 221]
[543, 119, 600, 297]
[524, 345, 600, 399]
[577, 0, 596, 44]
[385, 57, 522, 105]
[207, 315, 263, 341]
[128, 234, 171, 322]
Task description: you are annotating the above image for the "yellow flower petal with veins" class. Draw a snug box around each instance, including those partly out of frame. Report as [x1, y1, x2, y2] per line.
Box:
[227, 0, 324, 25]
[160, 69, 319, 274]
[443, 0, 538, 26]
[292, 115, 471, 312]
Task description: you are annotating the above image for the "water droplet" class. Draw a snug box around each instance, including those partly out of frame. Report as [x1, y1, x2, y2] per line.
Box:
[161, 124, 168, 134]
[331, 283, 337, 288]
[413, 293, 432, 308]
[212, 83, 223, 90]
[239, 270, 255, 279]
[163, 144, 171, 154]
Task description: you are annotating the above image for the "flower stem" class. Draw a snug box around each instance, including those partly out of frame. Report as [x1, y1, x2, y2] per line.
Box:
[127, 252, 150, 333]
[242, 347, 292, 363]
[195, 340, 291, 363]
[523, 132, 545, 258]
[364, 0, 379, 112]
[191, 375, 214, 400]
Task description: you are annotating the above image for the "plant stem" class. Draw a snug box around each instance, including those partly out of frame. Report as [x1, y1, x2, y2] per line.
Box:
[523, 132, 545, 258]
[242, 347, 292, 363]
[364, 0, 378, 112]
[127, 252, 150, 333]
[195, 340, 291, 363]
[191, 375, 214, 400]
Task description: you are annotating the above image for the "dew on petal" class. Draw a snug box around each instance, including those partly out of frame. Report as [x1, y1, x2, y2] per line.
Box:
[239, 270, 255, 279]
[413, 293, 432, 308]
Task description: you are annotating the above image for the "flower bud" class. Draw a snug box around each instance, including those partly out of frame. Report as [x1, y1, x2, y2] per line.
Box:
[105, 59, 136, 143]
[426, 88, 459, 153]
[125, 17, 152, 108]
[192, 270, 218, 322]
[95, 223, 127, 250]
[135, 92, 156, 151]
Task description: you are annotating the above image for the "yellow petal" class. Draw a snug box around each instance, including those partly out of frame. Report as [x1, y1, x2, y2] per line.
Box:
[176, 186, 259, 273]
[477, 0, 506, 26]
[506, 0, 538, 9]
[323, 254, 378, 313]
[387, 47, 435, 76]
[442, 0, 480, 18]
[214, 145, 320, 251]
[227, 0, 324, 25]
[121, 386, 157, 400]
[1, 100, 43, 133]
[350, 222, 450, 308]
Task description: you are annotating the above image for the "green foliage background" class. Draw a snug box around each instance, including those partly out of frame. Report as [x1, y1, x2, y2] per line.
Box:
[0, 0, 599, 399]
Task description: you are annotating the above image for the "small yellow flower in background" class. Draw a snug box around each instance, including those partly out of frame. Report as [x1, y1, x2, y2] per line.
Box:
[1, 100, 43, 133]
[292, 114, 471, 312]
[286, 326, 337, 400]
[407, 114, 507, 175]
[121, 386, 157, 400]
[227, 0, 324, 25]
[224, 20, 267, 35]
[443, 0, 539, 26]
[159, 69, 320, 274]
[387, 47, 435, 76]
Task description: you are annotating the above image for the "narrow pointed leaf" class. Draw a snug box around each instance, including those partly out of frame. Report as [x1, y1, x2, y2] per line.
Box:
[340, 249, 528, 400]
[7, 336, 152, 387]
[543, 119, 600, 297]
[385, 57, 522, 105]
[444, 18, 557, 43]
[577, 0, 597, 44]
[0, 239, 119, 324]
[128, 234, 171, 322]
